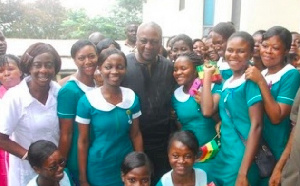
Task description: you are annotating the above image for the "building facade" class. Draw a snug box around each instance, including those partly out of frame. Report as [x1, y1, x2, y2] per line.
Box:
[143, 0, 300, 42]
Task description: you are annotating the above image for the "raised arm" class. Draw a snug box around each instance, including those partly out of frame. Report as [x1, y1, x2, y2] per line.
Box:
[201, 65, 220, 117]
[245, 66, 291, 124]
[77, 123, 90, 186]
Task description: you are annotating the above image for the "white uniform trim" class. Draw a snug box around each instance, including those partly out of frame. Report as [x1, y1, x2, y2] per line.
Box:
[261, 64, 295, 85]
[86, 87, 137, 111]
[222, 74, 246, 91]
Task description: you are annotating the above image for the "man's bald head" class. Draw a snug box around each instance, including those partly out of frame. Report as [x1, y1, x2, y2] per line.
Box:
[88, 32, 105, 45]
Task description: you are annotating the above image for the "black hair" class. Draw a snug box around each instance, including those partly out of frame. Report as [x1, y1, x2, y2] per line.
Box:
[168, 130, 199, 156]
[20, 43, 61, 75]
[228, 31, 255, 53]
[212, 22, 236, 41]
[193, 38, 204, 45]
[175, 52, 204, 67]
[171, 34, 193, 51]
[253, 30, 266, 37]
[96, 38, 121, 54]
[71, 39, 96, 59]
[160, 46, 168, 58]
[28, 140, 57, 168]
[0, 54, 23, 79]
[121, 152, 153, 176]
[98, 48, 127, 67]
[166, 35, 176, 48]
[291, 31, 300, 35]
[263, 26, 292, 51]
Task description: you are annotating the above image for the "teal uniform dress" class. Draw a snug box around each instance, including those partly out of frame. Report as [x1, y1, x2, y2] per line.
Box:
[57, 77, 95, 185]
[171, 83, 221, 180]
[217, 57, 233, 81]
[258, 64, 300, 186]
[75, 87, 141, 186]
[211, 74, 262, 186]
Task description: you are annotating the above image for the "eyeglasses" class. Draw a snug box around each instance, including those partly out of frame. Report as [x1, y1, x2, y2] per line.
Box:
[44, 158, 66, 172]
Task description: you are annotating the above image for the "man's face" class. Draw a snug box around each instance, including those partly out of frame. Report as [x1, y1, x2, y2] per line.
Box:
[0, 32, 7, 55]
[126, 25, 138, 43]
[136, 26, 162, 63]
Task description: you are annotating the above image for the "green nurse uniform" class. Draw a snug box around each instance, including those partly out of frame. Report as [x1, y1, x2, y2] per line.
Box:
[211, 74, 262, 186]
[57, 77, 95, 185]
[76, 87, 141, 186]
[172, 83, 221, 180]
[258, 64, 300, 185]
[217, 57, 233, 81]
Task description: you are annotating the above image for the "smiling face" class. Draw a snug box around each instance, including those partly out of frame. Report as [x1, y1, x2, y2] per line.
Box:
[0, 59, 22, 89]
[173, 56, 196, 87]
[260, 35, 287, 71]
[225, 37, 252, 74]
[253, 34, 263, 58]
[122, 166, 151, 186]
[168, 140, 196, 176]
[35, 150, 66, 183]
[74, 45, 98, 77]
[99, 53, 126, 87]
[29, 53, 55, 88]
[172, 40, 193, 61]
[212, 31, 226, 58]
[193, 41, 205, 56]
[136, 26, 162, 63]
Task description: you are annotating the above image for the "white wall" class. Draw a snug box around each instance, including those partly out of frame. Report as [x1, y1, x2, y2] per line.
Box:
[240, 0, 300, 34]
[143, 0, 300, 42]
[143, 0, 204, 40]
[214, 0, 232, 24]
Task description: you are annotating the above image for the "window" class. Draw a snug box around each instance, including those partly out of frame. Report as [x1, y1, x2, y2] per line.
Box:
[203, 0, 215, 35]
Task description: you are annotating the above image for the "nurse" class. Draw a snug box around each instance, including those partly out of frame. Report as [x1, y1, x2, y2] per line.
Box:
[76, 48, 143, 186]
[57, 40, 98, 185]
[202, 31, 263, 185]
[245, 26, 300, 186]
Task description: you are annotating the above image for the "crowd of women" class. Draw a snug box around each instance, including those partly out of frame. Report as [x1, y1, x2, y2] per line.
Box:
[0, 21, 300, 186]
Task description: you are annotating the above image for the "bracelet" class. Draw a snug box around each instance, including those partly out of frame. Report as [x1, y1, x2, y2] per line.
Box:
[21, 151, 28, 160]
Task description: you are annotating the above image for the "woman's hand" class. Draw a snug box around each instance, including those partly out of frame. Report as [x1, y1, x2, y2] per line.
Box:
[194, 90, 202, 104]
[245, 66, 264, 84]
[235, 173, 249, 186]
[203, 64, 216, 76]
[269, 166, 281, 186]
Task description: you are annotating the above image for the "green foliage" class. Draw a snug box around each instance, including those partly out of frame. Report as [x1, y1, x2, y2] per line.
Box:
[0, 0, 67, 39]
[0, 0, 143, 39]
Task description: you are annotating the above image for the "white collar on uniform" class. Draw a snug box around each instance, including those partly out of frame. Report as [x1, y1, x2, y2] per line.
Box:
[12, 76, 60, 108]
[222, 73, 246, 91]
[217, 57, 231, 70]
[69, 76, 95, 93]
[261, 64, 295, 85]
[174, 84, 215, 102]
[86, 86, 136, 111]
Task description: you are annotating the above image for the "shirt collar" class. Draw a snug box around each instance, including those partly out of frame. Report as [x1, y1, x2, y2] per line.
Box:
[217, 57, 231, 70]
[86, 87, 136, 111]
[261, 64, 295, 85]
[222, 73, 246, 91]
[69, 76, 95, 93]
